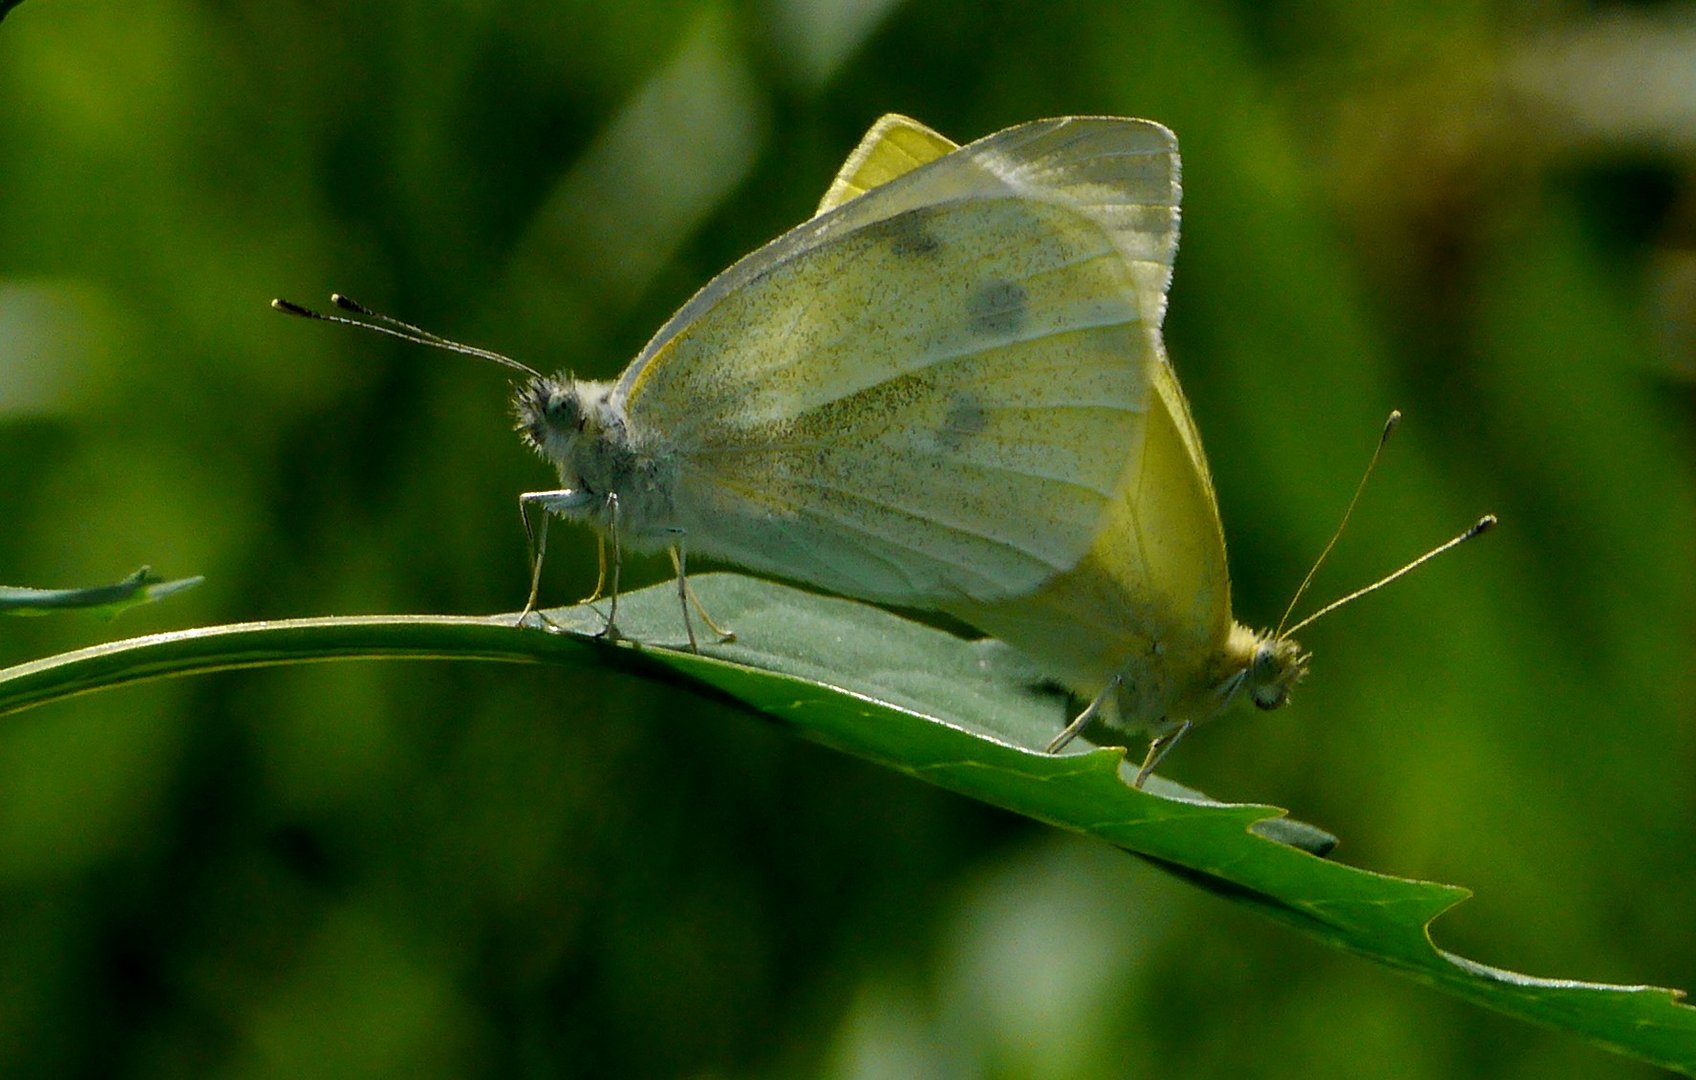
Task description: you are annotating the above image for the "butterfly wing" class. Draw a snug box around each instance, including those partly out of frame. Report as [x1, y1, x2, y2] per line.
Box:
[816, 114, 1225, 645]
[814, 114, 959, 215]
[617, 117, 1187, 607]
[942, 348, 1234, 729]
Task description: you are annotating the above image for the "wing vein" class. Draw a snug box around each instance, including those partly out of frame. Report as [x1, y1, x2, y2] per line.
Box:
[697, 469, 1110, 568]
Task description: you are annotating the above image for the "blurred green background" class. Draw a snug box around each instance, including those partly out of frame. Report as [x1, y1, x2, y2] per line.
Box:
[2, 1, 1693, 1076]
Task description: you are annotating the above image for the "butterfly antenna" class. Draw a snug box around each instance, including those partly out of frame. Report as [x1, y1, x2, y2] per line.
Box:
[271, 294, 543, 379]
[1281, 514, 1496, 639]
[1274, 410, 1402, 636]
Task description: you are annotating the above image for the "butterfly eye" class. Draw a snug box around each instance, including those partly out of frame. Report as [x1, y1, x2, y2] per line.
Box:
[539, 385, 587, 433]
[1247, 640, 1305, 710]
[1250, 652, 1283, 708]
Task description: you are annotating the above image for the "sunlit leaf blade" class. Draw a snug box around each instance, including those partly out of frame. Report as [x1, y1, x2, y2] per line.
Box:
[0, 567, 203, 619]
[0, 572, 1690, 1072]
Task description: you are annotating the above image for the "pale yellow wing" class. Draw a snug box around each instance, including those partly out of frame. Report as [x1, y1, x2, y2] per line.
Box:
[944, 348, 1233, 728]
[620, 117, 1181, 386]
[615, 118, 1184, 608]
[815, 114, 958, 214]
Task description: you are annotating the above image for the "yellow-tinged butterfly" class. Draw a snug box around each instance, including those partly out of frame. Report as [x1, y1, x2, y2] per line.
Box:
[276, 115, 1491, 783]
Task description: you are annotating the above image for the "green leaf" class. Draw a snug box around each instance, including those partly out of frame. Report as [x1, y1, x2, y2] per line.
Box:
[0, 572, 1690, 1072]
[0, 566, 203, 619]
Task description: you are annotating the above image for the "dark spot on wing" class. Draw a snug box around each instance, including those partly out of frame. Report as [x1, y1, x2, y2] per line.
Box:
[936, 393, 989, 452]
[867, 207, 941, 257]
[968, 280, 1028, 336]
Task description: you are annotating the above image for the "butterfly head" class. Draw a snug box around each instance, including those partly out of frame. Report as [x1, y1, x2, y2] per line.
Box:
[1246, 633, 1310, 711]
[1220, 624, 1309, 713]
[514, 374, 624, 475]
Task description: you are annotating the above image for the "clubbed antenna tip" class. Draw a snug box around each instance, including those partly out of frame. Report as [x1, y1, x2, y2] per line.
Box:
[269, 293, 543, 378]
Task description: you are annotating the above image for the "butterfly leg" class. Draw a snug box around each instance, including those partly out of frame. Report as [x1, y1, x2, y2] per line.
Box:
[516, 491, 555, 627]
[668, 537, 735, 649]
[580, 536, 608, 604]
[517, 487, 605, 632]
[667, 540, 699, 653]
[1046, 675, 1122, 753]
[1132, 720, 1193, 789]
[599, 493, 624, 642]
